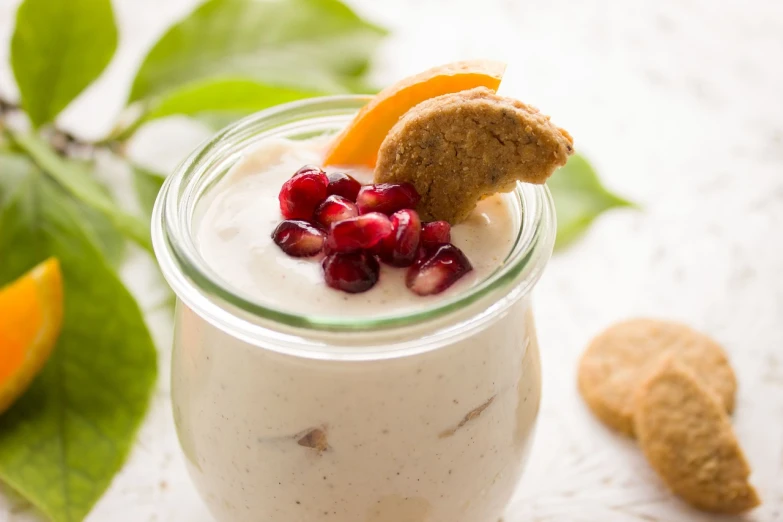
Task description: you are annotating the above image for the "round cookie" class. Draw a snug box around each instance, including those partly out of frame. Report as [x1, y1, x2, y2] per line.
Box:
[577, 318, 736, 437]
[634, 358, 759, 513]
[374, 87, 573, 223]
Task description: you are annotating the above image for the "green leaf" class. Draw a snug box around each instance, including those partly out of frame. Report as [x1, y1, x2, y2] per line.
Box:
[0, 154, 157, 522]
[0, 154, 34, 207]
[119, 78, 321, 137]
[10, 0, 118, 127]
[8, 131, 152, 253]
[192, 111, 249, 131]
[77, 204, 126, 267]
[547, 154, 636, 249]
[64, 158, 127, 267]
[132, 166, 166, 218]
[128, 0, 385, 104]
[145, 78, 321, 122]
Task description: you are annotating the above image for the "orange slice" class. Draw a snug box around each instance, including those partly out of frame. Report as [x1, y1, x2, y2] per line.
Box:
[0, 258, 63, 414]
[323, 60, 506, 168]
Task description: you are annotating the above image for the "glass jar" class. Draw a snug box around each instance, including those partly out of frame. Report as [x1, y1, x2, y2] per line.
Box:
[152, 96, 556, 522]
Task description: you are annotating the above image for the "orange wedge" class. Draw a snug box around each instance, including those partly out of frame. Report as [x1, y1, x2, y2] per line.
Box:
[323, 60, 506, 168]
[0, 258, 63, 414]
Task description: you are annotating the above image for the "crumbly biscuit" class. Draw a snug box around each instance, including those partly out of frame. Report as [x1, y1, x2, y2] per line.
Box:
[577, 319, 736, 436]
[374, 87, 573, 223]
[297, 427, 329, 452]
[634, 358, 760, 513]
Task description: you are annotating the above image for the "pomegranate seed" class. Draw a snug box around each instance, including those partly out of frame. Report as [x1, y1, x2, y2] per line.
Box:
[271, 220, 325, 257]
[323, 252, 380, 293]
[374, 230, 394, 259]
[293, 164, 326, 178]
[421, 221, 451, 245]
[278, 166, 329, 219]
[326, 172, 362, 201]
[326, 212, 392, 253]
[378, 209, 421, 267]
[356, 183, 421, 215]
[406, 243, 473, 296]
[314, 195, 359, 228]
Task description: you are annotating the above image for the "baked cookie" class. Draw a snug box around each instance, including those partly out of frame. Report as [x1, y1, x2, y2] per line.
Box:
[577, 318, 736, 436]
[635, 358, 760, 513]
[374, 87, 573, 223]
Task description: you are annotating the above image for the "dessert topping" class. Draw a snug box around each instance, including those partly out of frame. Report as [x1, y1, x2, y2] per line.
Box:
[376, 209, 421, 267]
[322, 252, 380, 294]
[274, 165, 472, 295]
[405, 243, 473, 296]
[326, 172, 362, 201]
[271, 220, 326, 258]
[314, 195, 359, 228]
[356, 182, 420, 216]
[420, 221, 451, 245]
[278, 165, 329, 220]
[326, 213, 393, 253]
[374, 87, 573, 223]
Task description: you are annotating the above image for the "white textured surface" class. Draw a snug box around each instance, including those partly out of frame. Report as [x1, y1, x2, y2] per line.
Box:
[1, 0, 782, 520]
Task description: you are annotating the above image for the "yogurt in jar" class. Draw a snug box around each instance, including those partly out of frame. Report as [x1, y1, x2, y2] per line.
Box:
[168, 131, 548, 522]
[196, 138, 516, 317]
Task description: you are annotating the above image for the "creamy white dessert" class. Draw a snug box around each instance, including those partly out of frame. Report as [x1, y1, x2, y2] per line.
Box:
[195, 138, 517, 317]
[171, 137, 544, 522]
[172, 305, 541, 522]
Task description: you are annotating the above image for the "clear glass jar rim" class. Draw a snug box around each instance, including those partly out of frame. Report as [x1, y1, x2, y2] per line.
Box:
[152, 95, 556, 352]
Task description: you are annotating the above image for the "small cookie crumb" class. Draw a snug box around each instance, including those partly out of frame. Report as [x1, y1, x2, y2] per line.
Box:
[297, 427, 329, 452]
[634, 358, 760, 513]
[375, 87, 573, 223]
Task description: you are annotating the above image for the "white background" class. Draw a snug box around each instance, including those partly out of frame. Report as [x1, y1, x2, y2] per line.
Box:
[1, 0, 782, 520]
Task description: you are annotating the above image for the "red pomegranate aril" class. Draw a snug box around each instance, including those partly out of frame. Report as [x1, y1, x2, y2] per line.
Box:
[373, 229, 395, 260]
[272, 220, 325, 257]
[326, 172, 362, 201]
[314, 195, 359, 228]
[293, 164, 326, 178]
[278, 166, 329, 219]
[378, 209, 421, 267]
[406, 243, 473, 296]
[421, 221, 451, 245]
[326, 212, 393, 253]
[356, 183, 421, 215]
[323, 252, 380, 293]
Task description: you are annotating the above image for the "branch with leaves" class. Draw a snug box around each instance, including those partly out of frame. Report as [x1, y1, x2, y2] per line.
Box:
[0, 0, 631, 521]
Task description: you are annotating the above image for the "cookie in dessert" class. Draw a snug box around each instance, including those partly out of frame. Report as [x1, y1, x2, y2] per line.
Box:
[374, 87, 573, 223]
